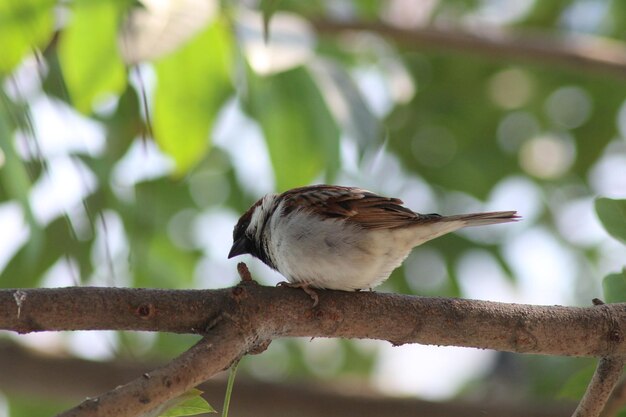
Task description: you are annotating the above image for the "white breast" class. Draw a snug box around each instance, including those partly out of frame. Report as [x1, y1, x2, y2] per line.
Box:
[264, 205, 440, 290]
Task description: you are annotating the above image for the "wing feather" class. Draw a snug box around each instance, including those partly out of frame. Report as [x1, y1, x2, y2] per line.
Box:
[279, 185, 519, 230]
[280, 185, 421, 229]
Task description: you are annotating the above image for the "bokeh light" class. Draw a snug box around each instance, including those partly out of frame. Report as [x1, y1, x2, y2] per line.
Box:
[519, 133, 576, 179]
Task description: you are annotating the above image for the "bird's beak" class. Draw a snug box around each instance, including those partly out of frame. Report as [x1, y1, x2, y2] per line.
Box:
[228, 237, 250, 259]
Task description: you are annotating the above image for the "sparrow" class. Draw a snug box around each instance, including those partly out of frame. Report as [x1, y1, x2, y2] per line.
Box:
[228, 185, 519, 304]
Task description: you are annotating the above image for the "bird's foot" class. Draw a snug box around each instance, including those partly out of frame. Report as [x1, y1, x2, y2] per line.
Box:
[277, 281, 319, 307]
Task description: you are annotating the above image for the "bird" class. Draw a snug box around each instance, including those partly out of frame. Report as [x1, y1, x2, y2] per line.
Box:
[228, 184, 519, 305]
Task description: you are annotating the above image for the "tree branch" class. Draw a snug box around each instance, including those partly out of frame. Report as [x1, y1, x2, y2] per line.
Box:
[3, 284, 626, 416]
[1, 285, 625, 357]
[310, 18, 626, 79]
[601, 376, 626, 417]
[58, 320, 251, 417]
[573, 357, 625, 417]
[0, 340, 577, 417]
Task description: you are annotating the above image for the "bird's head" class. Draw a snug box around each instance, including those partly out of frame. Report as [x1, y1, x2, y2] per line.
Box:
[228, 194, 277, 260]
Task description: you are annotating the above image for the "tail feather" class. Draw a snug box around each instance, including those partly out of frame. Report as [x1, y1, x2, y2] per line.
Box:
[407, 211, 519, 247]
[437, 211, 520, 227]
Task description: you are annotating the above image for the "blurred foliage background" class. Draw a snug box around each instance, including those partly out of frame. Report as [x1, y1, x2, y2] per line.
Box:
[1, 0, 626, 416]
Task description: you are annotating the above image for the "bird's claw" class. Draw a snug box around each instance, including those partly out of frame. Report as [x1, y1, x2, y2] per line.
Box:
[277, 281, 319, 307]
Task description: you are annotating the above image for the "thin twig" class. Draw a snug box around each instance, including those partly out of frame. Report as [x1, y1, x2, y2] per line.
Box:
[573, 357, 625, 417]
[222, 359, 239, 417]
[236, 262, 253, 282]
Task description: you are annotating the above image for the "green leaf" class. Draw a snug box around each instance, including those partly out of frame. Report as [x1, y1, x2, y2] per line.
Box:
[153, 18, 233, 176]
[247, 66, 340, 191]
[57, 0, 128, 113]
[159, 388, 215, 417]
[138, 388, 215, 417]
[602, 269, 626, 304]
[595, 198, 626, 245]
[0, 0, 55, 74]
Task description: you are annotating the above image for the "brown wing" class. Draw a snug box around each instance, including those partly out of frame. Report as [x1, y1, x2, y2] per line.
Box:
[279, 185, 421, 229]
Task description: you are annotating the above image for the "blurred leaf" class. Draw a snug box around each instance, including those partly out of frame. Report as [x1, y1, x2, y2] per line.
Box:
[151, 333, 202, 358]
[146, 233, 200, 287]
[530, 69, 624, 175]
[153, 18, 233, 176]
[122, 178, 200, 288]
[432, 0, 481, 19]
[8, 393, 70, 417]
[78, 84, 143, 183]
[602, 269, 626, 304]
[525, 355, 595, 399]
[340, 339, 377, 376]
[353, 0, 384, 19]
[558, 363, 594, 400]
[571, 83, 622, 174]
[40, 41, 70, 102]
[0, 215, 94, 287]
[130, 178, 195, 229]
[264, 0, 325, 16]
[309, 60, 381, 152]
[103, 85, 143, 162]
[0, 99, 46, 276]
[388, 54, 515, 198]
[609, 0, 626, 39]
[246, 66, 340, 191]
[0, 100, 33, 209]
[0, 0, 55, 74]
[595, 198, 626, 245]
[57, 0, 128, 113]
[522, 0, 572, 28]
[0, 148, 42, 276]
